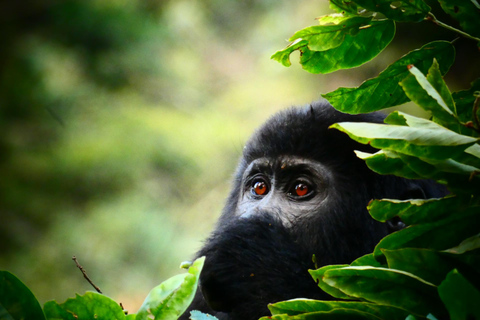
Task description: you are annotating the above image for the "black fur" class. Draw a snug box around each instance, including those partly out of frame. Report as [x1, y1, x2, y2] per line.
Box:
[180, 101, 447, 320]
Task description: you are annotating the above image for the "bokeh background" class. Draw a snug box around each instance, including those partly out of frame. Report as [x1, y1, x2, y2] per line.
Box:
[1, 0, 478, 312]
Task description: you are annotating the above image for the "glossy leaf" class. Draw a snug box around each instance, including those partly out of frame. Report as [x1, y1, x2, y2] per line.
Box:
[383, 247, 480, 285]
[356, 149, 480, 193]
[0, 271, 46, 320]
[367, 196, 472, 225]
[373, 208, 480, 260]
[438, 270, 480, 319]
[268, 299, 408, 319]
[354, 0, 431, 22]
[438, 0, 480, 37]
[400, 62, 464, 133]
[136, 256, 205, 320]
[43, 292, 126, 320]
[272, 19, 394, 74]
[309, 265, 352, 300]
[322, 41, 455, 114]
[350, 253, 384, 267]
[322, 266, 445, 317]
[330, 0, 359, 14]
[263, 308, 384, 319]
[289, 16, 372, 51]
[331, 119, 478, 160]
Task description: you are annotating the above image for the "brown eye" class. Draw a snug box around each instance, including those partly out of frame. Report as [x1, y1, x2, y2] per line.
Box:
[253, 181, 268, 196]
[295, 183, 309, 197]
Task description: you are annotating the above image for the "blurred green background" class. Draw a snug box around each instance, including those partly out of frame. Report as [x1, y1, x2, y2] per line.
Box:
[1, 0, 477, 312]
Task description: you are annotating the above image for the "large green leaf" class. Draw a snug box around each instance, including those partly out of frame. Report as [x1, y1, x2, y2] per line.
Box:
[356, 149, 480, 192]
[289, 16, 372, 51]
[309, 265, 352, 300]
[438, 0, 480, 38]
[322, 266, 446, 317]
[331, 119, 478, 160]
[272, 19, 394, 74]
[438, 270, 480, 319]
[355, 150, 422, 179]
[367, 196, 473, 225]
[263, 308, 385, 319]
[350, 253, 385, 267]
[322, 41, 455, 113]
[383, 247, 480, 286]
[0, 271, 46, 320]
[43, 292, 126, 320]
[268, 299, 408, 319]
[330, 0, 359, 14]
[373, 208, 480, 260]
[399, 61, 478, 136]
[136, 256, 205, 320]
[353, 0, 431, 22]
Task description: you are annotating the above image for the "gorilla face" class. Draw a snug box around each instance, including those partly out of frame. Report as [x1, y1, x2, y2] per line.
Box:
[180, 101, 447, 320]
[236, 156, 331, 226]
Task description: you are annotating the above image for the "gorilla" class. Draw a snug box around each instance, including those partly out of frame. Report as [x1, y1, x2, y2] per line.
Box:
[180, 100, 447, 320]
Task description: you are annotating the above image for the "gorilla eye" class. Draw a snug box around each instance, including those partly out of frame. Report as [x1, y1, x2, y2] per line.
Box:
[294, 183, 309, 197]
[252, 181, 268, 196]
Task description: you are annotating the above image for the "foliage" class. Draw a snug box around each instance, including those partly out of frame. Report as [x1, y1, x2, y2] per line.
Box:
[264, 0, 480, 319]
[0, 257, 213, 320]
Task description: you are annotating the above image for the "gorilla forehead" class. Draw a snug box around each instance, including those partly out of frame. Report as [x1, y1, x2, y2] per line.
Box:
[242, 100, 384, 165]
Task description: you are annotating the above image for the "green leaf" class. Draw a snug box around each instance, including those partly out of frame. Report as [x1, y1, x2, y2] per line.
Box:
[189, 310, 219, 320]
[263, 308, 385, 319]
[438, 270, 480, 319]
[0, 271, 46, 320]
[383, 247, 480, 286]
[350, 253, 385, 267]
[322, 41, 455, 114]
[331, 119, 478, 160]
[136, 256, 205, 320]
[354, 0, 431, 22]
[373, 207, 480, 260]
[438, 0, 480, 38]
[43, 292, 126, 320]
[367, 196, 472, 225]
[271, 39, 309, 67]
[289, 16, 372, 51]
[399, 62, 471, 134]
[452, 78, 480, 134]
[356, 149, 480, 193]
[309, 265, 353, 300]
[268, 300, 408, 319]
[330, 0, 359, 14]
[355, 150, 422, 179]
[272, 19, 395, 74]
[322, 266, 445, 317]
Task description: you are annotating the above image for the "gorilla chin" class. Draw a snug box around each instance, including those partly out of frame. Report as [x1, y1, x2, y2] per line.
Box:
[180, 100, 447, 320]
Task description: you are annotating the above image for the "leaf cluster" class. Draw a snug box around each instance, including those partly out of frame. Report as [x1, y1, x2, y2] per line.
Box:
[265, 0, 480, 319]
[0, 257, 216, 320]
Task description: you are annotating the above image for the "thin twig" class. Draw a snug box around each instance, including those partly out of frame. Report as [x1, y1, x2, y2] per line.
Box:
[426, 13, 480, 43]
[72, 256, 103, 294]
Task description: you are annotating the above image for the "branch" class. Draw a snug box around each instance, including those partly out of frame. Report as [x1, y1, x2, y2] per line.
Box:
[72, 256, 103, 294]
[426, 13, 480, 43]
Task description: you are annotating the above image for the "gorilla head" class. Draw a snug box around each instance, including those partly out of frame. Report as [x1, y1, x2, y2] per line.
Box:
[181, 101, 447, 320]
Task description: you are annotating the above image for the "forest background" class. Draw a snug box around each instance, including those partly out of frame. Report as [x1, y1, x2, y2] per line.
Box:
[1, 0, 478, 313]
